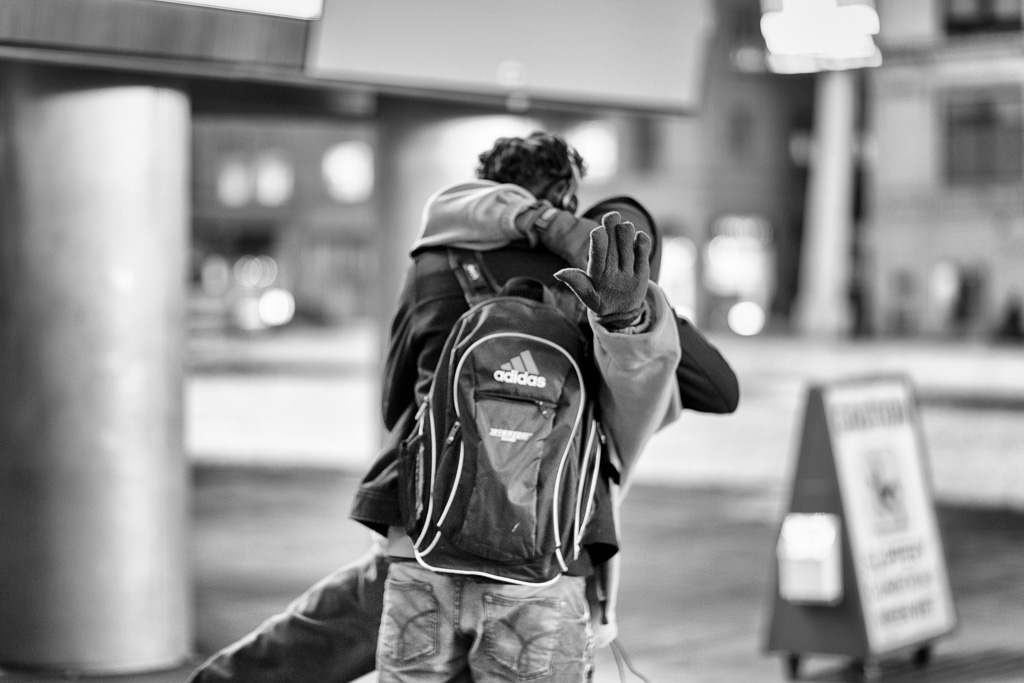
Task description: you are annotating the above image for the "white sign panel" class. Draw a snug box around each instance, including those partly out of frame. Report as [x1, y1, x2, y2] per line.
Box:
[307, 0, 713, 113]
[824, 378, 956, 653]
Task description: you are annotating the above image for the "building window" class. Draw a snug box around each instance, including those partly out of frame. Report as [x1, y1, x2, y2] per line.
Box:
[945, 0, 1022, 35]
[945, 90, 1023, 184]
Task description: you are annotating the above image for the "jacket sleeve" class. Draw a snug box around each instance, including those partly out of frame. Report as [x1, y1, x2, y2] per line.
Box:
[414, 181, 596, 268]
[380, 275, 418, 431]
[673, 315, 740, 414]
[515, 203, 595, 269]
[589, 282, 682, 482]
[413, 182, 537, 253]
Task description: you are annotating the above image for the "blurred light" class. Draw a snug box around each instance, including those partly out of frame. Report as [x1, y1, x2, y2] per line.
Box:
[254, 152, 294, 206]
[789, 130, 813, 166]
[777, 512, 843, 604]
[110, 267, 135, 292]
[760, 0, 881, 74]
[322, 140, 375, 203]
[256, 255, 278, 287]
[258, 288, 296, 327]
[929, 259, 961, 327]
[714, 214, 773, 242]
[496, 60, 528, 89]
[232, 297, 264, 331]
[704, 215, 775, 303]
[930, 260, 960, 304]
[216, 158, 253, 207]
[233, 255, 278, 289]
[704, 237, 768, 296]
[779, 512, 839, 556]
[659, 236, 699, 320]
[437, 116, 540, 176]
[728, 301, 767, 336]
[565, 121, 619, 182]
[731, 45, 768, 73]
[504, 92, 532, 114]
[151, 0, 323, 19]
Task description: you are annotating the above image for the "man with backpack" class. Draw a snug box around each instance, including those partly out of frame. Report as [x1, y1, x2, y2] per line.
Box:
[188, 132, 739, 683]
[364, 132, 685, 682]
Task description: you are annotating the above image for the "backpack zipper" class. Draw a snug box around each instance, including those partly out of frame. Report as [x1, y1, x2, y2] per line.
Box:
[444, 421, 461, 445]
[475, 390, 558, 417]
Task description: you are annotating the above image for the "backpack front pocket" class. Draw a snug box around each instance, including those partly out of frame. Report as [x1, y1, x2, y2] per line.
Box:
[449, 394, 556, 563]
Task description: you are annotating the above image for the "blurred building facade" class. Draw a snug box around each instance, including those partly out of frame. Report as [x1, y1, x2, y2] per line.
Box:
[189, 117, 380, 329]
[6, 0, 804, 671]
[3, 0, 1019, 675]
[868, 0, 1024, 340]
[188, 0, 814, 335]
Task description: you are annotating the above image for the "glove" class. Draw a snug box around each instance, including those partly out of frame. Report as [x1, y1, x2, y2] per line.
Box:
[554, 211, 650, 330]
[515, 201, 593, 268]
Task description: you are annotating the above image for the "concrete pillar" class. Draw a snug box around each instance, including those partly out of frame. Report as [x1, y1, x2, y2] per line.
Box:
[0, 65, 191, 673]
[794, 69, 858, 337]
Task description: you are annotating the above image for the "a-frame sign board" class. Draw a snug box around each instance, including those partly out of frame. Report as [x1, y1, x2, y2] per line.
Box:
[765, 375, 956, 678]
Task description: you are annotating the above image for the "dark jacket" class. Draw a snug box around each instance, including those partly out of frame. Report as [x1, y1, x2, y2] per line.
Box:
[350, 241, 738, 569]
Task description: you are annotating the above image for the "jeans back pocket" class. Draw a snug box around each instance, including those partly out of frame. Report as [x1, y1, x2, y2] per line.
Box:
[482, 592, 562, 679]
[380, 577, 440, 666]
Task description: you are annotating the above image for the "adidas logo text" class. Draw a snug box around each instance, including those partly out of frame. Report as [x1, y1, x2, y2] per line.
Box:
[493, 369, 547, 388]
[493, 350, 547, 388]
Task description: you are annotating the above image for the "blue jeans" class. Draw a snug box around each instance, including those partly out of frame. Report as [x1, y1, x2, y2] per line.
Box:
[378, 561, 593, 682]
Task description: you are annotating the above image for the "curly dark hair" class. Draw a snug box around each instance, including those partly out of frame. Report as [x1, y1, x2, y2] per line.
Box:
[476, 131, 586, 189]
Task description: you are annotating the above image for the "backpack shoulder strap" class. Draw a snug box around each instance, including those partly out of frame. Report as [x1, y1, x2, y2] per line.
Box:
[447, 248, 500, 307]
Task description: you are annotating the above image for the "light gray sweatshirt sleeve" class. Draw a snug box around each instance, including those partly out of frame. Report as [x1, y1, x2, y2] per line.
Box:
[589, 281, 682, 484]
[412, 181, 595, 266]
[412, 181, 537, 253]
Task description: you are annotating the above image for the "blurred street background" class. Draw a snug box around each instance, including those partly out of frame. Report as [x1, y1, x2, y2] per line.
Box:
[3, 0, 1024, 680]
[182, 323, 1023, 683]
[187, 323, 1024, 510]
[188, 323, 1024, 509]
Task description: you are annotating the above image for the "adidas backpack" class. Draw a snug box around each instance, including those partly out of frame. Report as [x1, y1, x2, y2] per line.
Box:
[397, 250, 604, 585]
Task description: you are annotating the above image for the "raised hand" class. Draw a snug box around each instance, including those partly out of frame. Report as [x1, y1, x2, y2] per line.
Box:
[554, 211, 650, 329]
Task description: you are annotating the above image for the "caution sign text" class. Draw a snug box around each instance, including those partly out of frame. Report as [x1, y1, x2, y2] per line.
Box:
[824, 379, 956, 653]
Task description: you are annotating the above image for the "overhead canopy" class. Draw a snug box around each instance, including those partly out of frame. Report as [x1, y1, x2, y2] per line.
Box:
[0, 0, 713, 115]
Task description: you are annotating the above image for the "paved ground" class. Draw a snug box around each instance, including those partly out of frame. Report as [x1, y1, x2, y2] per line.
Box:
[4, 468, 1022, 683]
[2, 325, 1023, 682]
[186, 469, 1024, 683]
